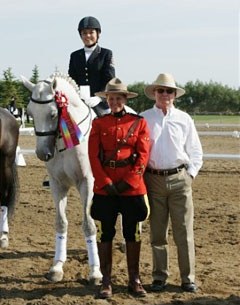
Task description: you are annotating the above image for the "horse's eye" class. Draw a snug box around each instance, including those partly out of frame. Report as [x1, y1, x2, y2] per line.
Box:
[51, 110, 58, 120]
[51, 108, 58, 120]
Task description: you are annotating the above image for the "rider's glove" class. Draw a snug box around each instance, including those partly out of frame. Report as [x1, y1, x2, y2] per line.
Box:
[115, 180, 131, 194]
[103, 183, 119, 196]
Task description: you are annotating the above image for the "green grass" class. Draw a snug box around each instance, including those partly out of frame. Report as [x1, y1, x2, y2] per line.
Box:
[191, 115, 240, 124]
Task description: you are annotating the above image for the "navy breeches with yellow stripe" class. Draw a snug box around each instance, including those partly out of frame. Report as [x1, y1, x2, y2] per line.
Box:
[90, 194, 149, 242]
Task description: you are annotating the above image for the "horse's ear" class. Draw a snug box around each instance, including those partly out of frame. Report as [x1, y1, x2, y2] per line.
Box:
[52, 78, 57, 90]
[20, 75, 34, 92]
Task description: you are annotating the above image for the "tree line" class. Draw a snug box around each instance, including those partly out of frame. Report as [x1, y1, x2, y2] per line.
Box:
[0, 66, 239, 114]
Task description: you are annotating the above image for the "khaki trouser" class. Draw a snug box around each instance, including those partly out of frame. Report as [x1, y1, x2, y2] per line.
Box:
[144, 168, 195, 284]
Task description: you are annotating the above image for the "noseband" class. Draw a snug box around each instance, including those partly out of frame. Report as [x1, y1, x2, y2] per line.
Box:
[30, 96, 58, 137]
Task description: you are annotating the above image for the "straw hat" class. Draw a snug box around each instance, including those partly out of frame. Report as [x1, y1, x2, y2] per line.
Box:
[95, 77, 138, 99]
[144, 73, 185, 100]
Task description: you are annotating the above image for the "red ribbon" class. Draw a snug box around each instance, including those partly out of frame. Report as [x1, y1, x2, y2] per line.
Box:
[55, 91, 69, 108]
[55, 91, 81, 148]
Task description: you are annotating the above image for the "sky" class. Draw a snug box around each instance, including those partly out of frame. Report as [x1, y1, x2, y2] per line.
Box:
[0, 0, 239, 89]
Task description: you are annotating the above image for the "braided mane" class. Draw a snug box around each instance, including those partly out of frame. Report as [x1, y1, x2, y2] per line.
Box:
[49, 72, 82, 101]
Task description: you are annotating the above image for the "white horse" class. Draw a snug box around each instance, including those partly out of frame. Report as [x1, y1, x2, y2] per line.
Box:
[21, 73, 102, 284]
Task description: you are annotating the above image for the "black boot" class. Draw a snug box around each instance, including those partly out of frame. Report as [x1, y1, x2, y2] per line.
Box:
[97, 242, 112, 299]
[92, 101, 110, 117]
[126, 241, 147, 297]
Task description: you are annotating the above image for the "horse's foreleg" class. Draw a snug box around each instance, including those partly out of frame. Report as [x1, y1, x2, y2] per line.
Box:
[85, 234, 102, 284]
[46, 230, 67, 282]
[80, 179, 102, 284]
[0, 158, 18, 249]
[0, 206, 9, 248]
[46, 184, 68, 282]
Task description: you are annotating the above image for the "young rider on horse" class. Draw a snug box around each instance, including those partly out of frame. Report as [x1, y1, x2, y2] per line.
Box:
[68, 16, 115, 117]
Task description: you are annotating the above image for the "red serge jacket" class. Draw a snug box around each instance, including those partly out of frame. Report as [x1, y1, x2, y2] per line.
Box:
[88, 112, 150, 195]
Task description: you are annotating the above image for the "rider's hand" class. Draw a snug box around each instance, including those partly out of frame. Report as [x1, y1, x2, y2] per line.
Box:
[103, 183, 119, 196]
[115, 180, 131, 194]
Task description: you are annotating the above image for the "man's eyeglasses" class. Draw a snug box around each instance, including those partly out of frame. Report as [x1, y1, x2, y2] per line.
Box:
[155, 88, 176, 94]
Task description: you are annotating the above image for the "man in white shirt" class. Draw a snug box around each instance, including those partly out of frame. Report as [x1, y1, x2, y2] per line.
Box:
[141, 73, 203, 293]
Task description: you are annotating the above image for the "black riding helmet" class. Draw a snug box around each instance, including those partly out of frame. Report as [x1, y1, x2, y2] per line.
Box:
[78, 16, 101, 33]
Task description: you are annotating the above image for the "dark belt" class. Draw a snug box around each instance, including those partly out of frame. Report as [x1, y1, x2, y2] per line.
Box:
[103, 157, 132, 169]
[146, 164, 186, 176]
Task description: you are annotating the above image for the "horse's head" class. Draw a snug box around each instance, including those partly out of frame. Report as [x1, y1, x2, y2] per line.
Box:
[21, 76, 58, 161]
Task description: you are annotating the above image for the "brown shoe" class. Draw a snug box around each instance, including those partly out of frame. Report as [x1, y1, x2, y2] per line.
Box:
[98, 283, 112, 299]
[128, 279, 147, 297]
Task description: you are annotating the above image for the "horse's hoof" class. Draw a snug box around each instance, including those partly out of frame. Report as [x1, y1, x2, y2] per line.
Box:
[45, 271, 64, 282]
[89, 276, 102, 286]
[45, 261, 64, 282]
[0, 233, 9, 249]
[89, 266, 102, 286]
[0, 239, 9, 248]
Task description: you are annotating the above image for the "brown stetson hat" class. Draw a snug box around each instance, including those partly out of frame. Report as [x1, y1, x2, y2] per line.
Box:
[95, 77, 138, 99]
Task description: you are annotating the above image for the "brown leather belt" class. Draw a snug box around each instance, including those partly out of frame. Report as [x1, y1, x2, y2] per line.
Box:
[146, 164, 186, 176]
[103, 158, 132, 169]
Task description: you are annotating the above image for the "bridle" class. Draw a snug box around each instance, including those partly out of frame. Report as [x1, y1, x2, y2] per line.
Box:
[30, 96, 58, 137]
[30, 83, 92, 141]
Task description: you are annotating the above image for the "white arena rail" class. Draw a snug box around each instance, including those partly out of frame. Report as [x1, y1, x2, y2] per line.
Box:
[203, 153, 240, 160]
[19, 127, 35, 136]
[19, 149, 240, 160]
[195, 123, 240, 127]
[19, 125, 240, 161]
[198, 131, 239, 137]
[20, 128, 240, 137]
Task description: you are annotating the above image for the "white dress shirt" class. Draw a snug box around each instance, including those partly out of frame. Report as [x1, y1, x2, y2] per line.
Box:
[141, 105, 203, 178]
